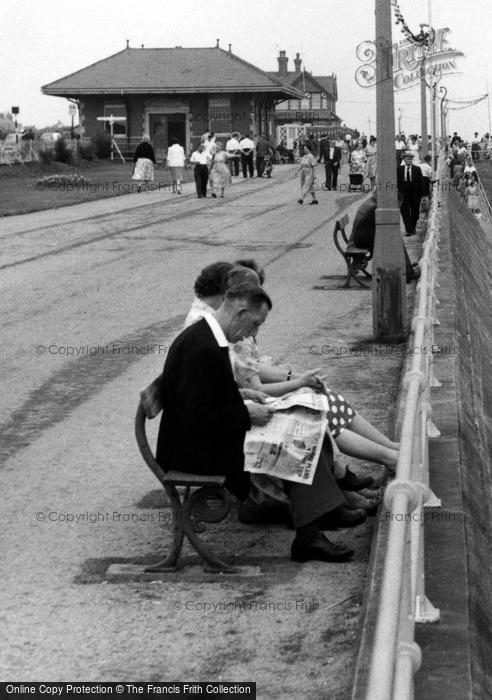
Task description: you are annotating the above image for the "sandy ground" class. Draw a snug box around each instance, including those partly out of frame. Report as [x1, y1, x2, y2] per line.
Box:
[0, 164, 418, 697]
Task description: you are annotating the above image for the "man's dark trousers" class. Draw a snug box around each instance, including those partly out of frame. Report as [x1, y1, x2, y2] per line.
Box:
[194, 164, 209, 197]
[324, 162, 340, 190]
[241, 152, 254, 178]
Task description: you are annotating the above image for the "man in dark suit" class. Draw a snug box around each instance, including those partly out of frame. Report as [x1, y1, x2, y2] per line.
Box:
[319, 138, 342, 190]
[156, 284, 357, 563]
[397, 151, 425, 236]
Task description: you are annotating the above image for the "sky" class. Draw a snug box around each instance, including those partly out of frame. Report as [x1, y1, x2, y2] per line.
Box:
[2, 0, 491, 139]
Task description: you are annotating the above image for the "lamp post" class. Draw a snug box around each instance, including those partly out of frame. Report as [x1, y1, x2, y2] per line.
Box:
[68, 103, 76, 140]
[439, 86, 448, 139]
[372, 0, 407, 343]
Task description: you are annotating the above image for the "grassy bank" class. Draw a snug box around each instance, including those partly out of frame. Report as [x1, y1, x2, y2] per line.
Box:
[0, 160, 195, 217]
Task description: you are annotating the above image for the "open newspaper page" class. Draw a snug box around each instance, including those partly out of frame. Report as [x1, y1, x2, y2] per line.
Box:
[244, 389, 329, 485]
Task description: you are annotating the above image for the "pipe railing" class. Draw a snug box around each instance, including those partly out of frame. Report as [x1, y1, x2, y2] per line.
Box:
[365, 152, 445, 700]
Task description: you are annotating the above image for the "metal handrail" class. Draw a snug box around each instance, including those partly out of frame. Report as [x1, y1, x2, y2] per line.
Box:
[365, 152, 445, 700]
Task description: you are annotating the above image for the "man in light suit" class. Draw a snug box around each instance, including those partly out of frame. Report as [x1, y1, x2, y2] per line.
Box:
[319, 138, 342, 190]
[156, 284, 356, 563]
[397, 151, 426, 236]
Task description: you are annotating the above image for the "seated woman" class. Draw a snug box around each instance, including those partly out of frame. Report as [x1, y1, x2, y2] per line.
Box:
[185, 261, 398, 498]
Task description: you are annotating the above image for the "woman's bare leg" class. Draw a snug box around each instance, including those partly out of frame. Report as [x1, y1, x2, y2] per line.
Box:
[347, 414, 399, 450]
[336, 430, 398, 468]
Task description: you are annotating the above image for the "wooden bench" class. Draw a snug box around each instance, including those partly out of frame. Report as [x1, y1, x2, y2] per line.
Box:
[333, 214, 372, 288]
[135, 375, 235, 572]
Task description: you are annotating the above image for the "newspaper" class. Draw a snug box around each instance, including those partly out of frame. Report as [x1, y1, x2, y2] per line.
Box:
[244, 389, 329, 485]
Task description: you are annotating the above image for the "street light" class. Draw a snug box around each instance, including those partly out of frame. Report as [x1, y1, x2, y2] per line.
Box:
[439, 86, 448, 140]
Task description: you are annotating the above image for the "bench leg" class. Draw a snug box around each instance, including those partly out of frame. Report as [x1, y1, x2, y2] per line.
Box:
[182, 487, 235, 572]
[145, 484, 185, 572]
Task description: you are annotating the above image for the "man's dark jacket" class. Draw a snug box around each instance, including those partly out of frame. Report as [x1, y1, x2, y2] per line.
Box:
[319, 141, 341, 164]
[397, 164, 425, 200]
[156, 318, 251, 499]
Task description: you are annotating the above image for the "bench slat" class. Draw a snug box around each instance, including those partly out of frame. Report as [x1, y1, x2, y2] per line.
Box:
[163, 470, 226, 487]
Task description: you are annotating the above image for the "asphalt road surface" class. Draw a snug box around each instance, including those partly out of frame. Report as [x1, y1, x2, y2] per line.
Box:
[0, 165, 404, 698]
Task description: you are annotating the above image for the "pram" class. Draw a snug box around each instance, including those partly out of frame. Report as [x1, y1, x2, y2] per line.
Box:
[348, 162, 364, 191]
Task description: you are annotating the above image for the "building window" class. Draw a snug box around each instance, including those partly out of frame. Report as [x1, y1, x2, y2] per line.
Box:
[311, 93, 321, 110]
[103, 104, 127, 136]
[289, 99, 300, 110]
[321, 94, 328, 110]
[300, 95, 310, 110]
[277, 100, 289, 110]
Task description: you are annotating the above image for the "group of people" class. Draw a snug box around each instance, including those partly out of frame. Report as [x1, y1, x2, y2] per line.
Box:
[189, 132, 276, 198]
[131, 131, 276, 200]
[156, 258, 401, 564]
[449, 144, 482, 220]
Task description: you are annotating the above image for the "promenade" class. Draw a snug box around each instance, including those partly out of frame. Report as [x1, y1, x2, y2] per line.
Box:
[2, 163, 422, 697]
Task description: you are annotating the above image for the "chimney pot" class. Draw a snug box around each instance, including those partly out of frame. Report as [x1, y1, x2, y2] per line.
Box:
[126, 39, 130, 48]
[277, 49, 288, 78]
[216, 38, 220, 48]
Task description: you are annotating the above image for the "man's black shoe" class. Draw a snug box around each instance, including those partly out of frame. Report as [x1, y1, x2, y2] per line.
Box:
[316, 505, 367, 530]
[336, 467, 374, 491]
[291, 533, 354, 562]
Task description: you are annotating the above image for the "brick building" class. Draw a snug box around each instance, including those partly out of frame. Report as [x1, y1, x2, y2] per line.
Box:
[42, 42, 301, 158]
[268, 51, 342, 148]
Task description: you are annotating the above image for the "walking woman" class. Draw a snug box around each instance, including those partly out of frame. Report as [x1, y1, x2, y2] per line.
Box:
[166, 137, 186, 194]
[295, 143, 318, 204]
[365, 136, 377, 189]
[132, 135, 156, 192]
[209, 142, 232, 198]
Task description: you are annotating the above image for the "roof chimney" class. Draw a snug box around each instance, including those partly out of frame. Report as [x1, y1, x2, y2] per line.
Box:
[216, 38, 220, 48]
[294, 53, 302, 73]
[277, 50, 288, 78]
[141, 44, 144, 48]
[228, 43, 232, 53]
[126, 39, 130, 48]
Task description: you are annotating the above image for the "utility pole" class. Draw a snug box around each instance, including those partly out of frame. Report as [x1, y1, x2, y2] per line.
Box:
[372, 0, 407, 343]
[420, 59, 428, 156]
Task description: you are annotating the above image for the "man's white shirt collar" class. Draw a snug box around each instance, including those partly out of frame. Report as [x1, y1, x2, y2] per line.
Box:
[204, 312, 229, 348]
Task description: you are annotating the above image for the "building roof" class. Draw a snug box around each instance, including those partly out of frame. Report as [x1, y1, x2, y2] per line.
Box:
[266, 71, 337, 101]
[42, 46, 302, 97]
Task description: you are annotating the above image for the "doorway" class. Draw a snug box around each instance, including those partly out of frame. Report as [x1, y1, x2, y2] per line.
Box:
[148, 113, 186, 157]
[167, 114, 186, 148]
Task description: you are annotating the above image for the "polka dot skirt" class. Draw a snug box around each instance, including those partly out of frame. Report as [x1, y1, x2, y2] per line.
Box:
[326, 390, 356, 438]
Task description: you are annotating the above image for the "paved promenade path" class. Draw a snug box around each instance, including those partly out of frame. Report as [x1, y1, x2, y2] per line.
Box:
[0, 165, 413, 698]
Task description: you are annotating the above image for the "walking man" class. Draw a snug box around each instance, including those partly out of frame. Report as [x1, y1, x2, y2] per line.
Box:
[225, 131, 241, 176]
[319, 139, 342, 190]
[190, 142, 212, 198]
[397, 151, 425, 236]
